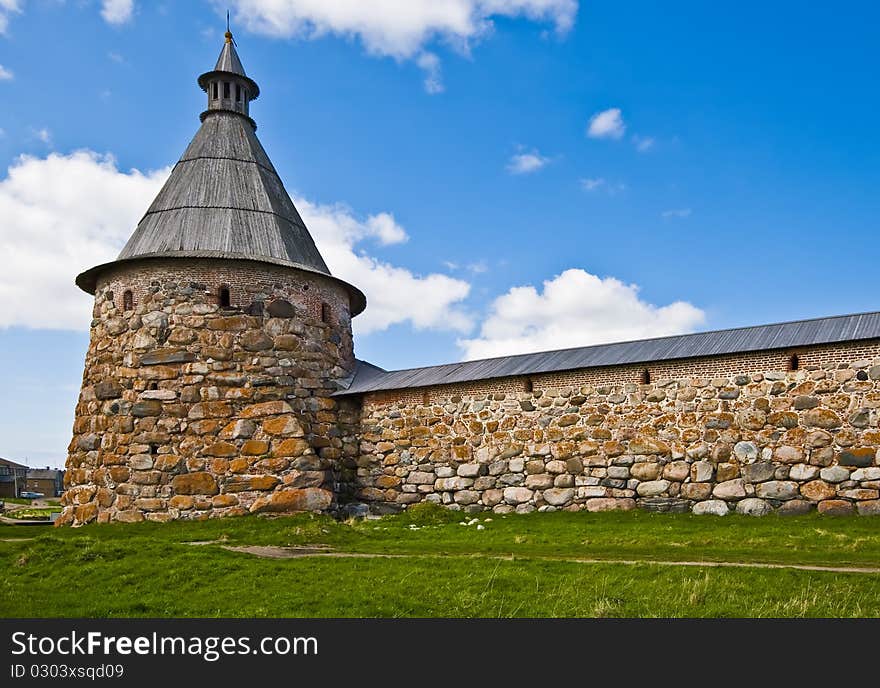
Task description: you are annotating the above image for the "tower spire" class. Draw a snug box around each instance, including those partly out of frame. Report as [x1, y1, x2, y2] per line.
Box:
[196, 27, 260, 127]
[76, 30, 365, 316]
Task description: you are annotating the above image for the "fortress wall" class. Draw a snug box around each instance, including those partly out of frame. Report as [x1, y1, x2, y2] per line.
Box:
[61, 259, 356, 525]
[350, 340, 880, 516]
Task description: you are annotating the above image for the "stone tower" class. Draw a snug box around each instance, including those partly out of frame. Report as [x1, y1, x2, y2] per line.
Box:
[61, 31, 366, 526]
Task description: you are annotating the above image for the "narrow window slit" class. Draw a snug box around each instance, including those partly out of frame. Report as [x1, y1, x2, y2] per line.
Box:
[641, 369, 651, 384]
[218, 286, 231, 308]
[123, 290, 134, 312]
[789, 354, 800, 371]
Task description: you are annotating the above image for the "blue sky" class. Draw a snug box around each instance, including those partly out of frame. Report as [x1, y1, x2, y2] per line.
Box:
[1, 0, 878, 467]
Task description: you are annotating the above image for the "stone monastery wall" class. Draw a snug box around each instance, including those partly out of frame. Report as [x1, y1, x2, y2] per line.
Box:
[350, 340, 880, 517]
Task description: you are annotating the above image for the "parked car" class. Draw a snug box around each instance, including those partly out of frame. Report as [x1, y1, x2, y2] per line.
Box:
[19, 491, 44, 499]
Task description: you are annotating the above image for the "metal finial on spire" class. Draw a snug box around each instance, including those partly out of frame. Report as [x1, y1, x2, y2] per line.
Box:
[225, 10, 234, 44]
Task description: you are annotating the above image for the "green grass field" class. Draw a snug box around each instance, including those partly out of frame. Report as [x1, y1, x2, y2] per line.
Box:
[3, 506, 61, 520]
[1, 498, 61, 507]
[2, 505, 879, 617]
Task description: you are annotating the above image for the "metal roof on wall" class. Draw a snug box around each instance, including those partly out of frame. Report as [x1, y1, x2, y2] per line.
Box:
[336, 311, 880, 395]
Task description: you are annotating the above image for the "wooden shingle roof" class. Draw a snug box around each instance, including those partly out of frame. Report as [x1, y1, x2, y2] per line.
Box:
[76, 34, 364, 314]
[117, 113, 331, 274]
[214, 34, 247, 77]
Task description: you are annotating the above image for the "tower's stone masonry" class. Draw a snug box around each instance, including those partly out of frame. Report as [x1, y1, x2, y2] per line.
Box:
[60, 260, 356, 525]
[351, 342, 880, 517]
[61, 31, 366, 526]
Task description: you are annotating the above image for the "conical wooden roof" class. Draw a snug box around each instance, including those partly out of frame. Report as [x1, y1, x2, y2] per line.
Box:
[197, 31, 260, 100]
[215, 33, 247, 76]
[116, 114, 330, 274]
[77, 33, 365, 315]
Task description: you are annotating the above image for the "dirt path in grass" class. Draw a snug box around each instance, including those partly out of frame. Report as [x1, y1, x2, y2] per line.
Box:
[216, 544, 880, 574]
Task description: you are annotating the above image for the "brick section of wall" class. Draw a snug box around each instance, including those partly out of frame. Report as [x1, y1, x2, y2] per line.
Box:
[99, 259, 355, 366]
[362, 340, 880, 406]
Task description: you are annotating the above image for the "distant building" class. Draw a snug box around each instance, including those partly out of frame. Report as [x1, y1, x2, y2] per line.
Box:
[0, 458, 28, 498]
[25, 468, 65, 498]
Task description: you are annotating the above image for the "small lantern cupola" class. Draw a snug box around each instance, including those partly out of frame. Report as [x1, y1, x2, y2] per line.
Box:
[197, 29, 261, 128]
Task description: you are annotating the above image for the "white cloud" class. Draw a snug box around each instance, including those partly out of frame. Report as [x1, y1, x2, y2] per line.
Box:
[223, 1, 578, 89]
[364, 211, 408, 245]
[31, 127, 51, 144]
[101, 0, 135, 25]
[0, 64, 12, 80]
[416, 51, 444, 94]
[587, 107, 625, 140]
[442, 259, 490, 274]
[225, 0, 577, 55]
[579, 177, 625, 194]
[580, 177, 605, 191]
[458, 268, 705, 360]
[0, 150, 472, 337]
[0, 151, 170, 330]
[0, 0, 21, 35]
[296, 199, 472, 335]
[662, 208, 692, 219]
[1, 2, 136, 33]
[506, 150, 550, 175]
[632, 134, 655, 152]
